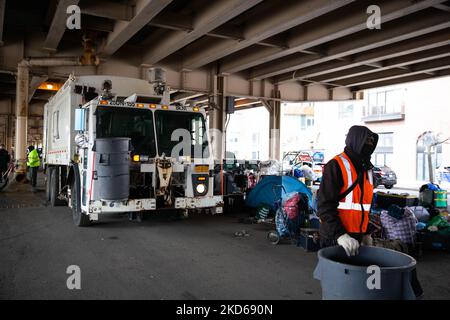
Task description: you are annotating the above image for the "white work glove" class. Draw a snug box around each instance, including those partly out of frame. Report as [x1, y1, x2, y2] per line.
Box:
[337, 233, 360, 257]
[361, 234, 373, 246]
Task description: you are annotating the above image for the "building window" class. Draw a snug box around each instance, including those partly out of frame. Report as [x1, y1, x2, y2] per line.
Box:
[373, 132, 393, 167]
[416, 137, 443, 181]
[300, 115, 306, 130]
[364, 88, 405, 122]
[338, 103, 354, 119]
[251, 151, 259, 160]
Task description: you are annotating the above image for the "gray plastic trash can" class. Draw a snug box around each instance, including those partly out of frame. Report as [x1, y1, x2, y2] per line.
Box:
[95, 138, 130, 201]
[313, 246, 417, 300]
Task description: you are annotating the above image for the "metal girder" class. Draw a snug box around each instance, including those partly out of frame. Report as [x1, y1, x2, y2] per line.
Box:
[221, 0, 447, 74]
[0, 0, 4, 46]
[100, 0, 173, 56]
[141, 0, 263, 67]
[148, 11, 193, 31]
[181, 0, 353, 70]
[352, 68, 450, 91]
[235, 103, 264, 111]
[341, 56, 450, 87]
[170, 91, 205, 103]
[43, 0, 80, 51]
[433, 3, 450, 11]
[235, 99, 261, 107]
[28, 75, 48, 103]
[252, 10, 450, 80]
[82, 15, 115, 33]
[275, 31, 450, 83]
[148, 15, 287, 49]
[302, 44, 450, 84]
[80, 0, 134, 21]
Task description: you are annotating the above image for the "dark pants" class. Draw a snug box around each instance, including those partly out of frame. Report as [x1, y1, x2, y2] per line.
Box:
[29, 166, 38, 187]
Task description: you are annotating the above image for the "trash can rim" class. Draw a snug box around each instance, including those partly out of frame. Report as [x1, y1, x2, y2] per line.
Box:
[317, 246, 417, 272]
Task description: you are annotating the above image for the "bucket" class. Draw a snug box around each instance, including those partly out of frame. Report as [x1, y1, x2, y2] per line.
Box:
[434, 190, 448, 208]
[314, 246, 417, 300]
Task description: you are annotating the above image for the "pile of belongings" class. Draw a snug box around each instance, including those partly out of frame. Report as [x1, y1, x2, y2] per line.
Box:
[245, 175, 312, 211]
[380, 204, 418, 245]
[259, 160, 281, 176]
[368, 208, 383, 238]
[415, 211, 450, 252]
[275, 192, 303, 238]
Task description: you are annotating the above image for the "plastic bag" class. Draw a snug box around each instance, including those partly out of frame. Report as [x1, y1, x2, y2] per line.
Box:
[259, 160, 281, 176]
[427, 215, 450, 230]
[275, 208, 289, 237]
[405, 206, 430, 223]
[282, 192, 301, 219]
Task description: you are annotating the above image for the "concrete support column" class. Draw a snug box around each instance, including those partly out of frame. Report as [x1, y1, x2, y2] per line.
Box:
[208, 73, 226, 161]
[4, 99, 13, 151]
[269, 87, 281, 161]
[15, 65, 29, 174]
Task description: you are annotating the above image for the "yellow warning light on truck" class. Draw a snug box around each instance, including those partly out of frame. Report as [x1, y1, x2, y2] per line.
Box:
[194, 165, 209, 173]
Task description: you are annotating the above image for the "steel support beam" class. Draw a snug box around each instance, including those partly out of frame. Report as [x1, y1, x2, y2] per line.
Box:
[352, 68, 450, 91]
[312, 44, 450, 83]
[338, 56, 450, 87]
[269, 86, 281, 161]
[141, 0, 263, 67]
[221, 0, 447, 74]
[101, 0, 173, 56]
[250, 10, 450, 80]
[171, 92, 205, 103]
[182, 0, 353, 70]
[275, 31, 450, 83]
[28, 75, 49, 103]
[15, 65, 29, 174]
[147, 12, 193, 31]
[43, 0, 80, 52]
[81, 0, 134, 21]
[235, 99, 261, 107]
[0, 0, 5, 46]
[208, 73, 226, 161]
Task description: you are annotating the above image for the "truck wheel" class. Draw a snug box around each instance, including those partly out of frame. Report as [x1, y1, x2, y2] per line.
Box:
[45, 167, 53, 202]
[50, 167, 63, 206]
[71, 178, 90, 227]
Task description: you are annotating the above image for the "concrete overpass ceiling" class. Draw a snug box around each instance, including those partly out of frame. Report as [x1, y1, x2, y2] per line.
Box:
[0, 0, 450, 105]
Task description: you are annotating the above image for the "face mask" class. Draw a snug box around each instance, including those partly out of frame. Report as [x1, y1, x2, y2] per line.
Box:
[361, 143, 373, 157]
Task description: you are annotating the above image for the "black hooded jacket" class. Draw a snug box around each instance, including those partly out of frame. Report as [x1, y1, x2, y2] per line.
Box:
[317, 126, 379, 245]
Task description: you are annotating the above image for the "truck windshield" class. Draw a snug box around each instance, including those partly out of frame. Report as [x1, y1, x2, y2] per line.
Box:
[155, 110, 209, 158]
[96, 107, 156, 156]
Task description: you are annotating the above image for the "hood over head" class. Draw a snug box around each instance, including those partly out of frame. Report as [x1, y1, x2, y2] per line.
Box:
[345, 125, 379, 157]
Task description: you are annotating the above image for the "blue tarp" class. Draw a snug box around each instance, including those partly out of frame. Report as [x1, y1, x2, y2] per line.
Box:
[245, 175, 312, 211]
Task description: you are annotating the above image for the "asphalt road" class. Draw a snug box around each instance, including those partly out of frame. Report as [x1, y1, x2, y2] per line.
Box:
[1, 177, 450, 300]
[0, 179, 322, 300]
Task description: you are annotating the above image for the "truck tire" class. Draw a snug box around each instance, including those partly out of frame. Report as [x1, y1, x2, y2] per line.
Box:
[71, 174, 90, 227]
[45, 167, 53, 202]
[49, 167, 63, 206]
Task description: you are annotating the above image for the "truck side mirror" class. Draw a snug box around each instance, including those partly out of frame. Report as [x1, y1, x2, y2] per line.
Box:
[74, 108, 86, 131]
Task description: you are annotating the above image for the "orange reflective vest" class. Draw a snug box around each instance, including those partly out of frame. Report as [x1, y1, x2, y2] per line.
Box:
[334, 152, 374, 233]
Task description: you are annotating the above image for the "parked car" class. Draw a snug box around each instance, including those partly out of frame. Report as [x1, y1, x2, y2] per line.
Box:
[373, 166, 397, 189]
[436, 165, 450, 189]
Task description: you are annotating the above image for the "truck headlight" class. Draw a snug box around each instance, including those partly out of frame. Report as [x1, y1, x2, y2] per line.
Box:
[196, 183, 206, 194]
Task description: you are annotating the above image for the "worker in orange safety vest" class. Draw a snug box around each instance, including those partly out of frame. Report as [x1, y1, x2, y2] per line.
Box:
[317, 125, 378, 256]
